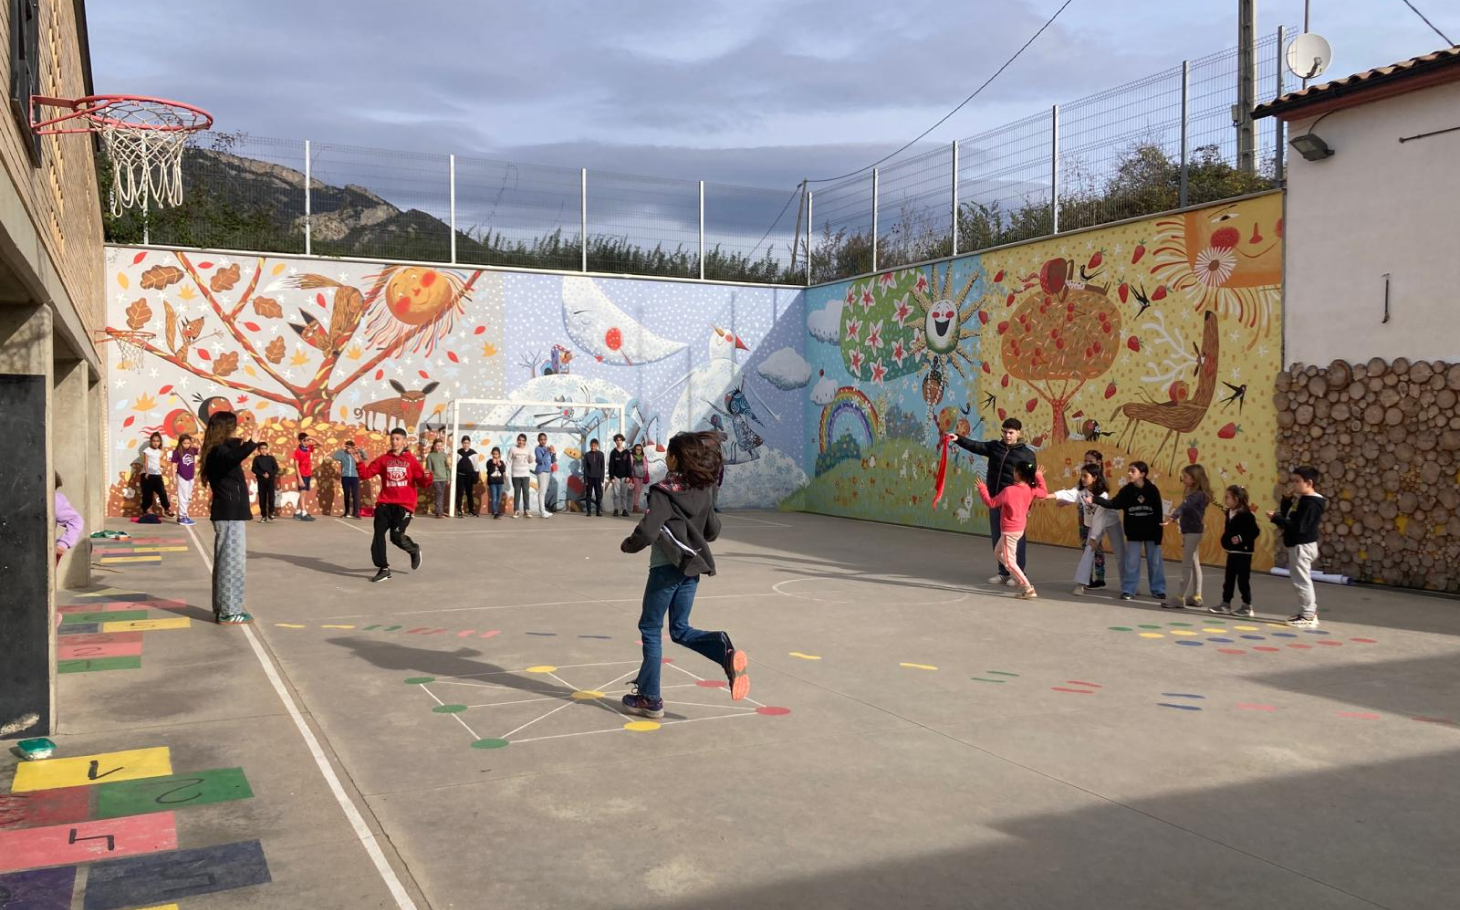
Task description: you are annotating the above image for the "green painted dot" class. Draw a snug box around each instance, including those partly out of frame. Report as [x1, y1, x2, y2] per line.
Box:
[1108, 626, 1134, 632]
[432, 704, 467, 714]
[1138, 624, 1163, 629]
[987, 671, 1019, 677]
[1167, 622, 1193, 627]
[971, 677, 1006, 683]
[404, 676, 435, 684]
[471, 738, 510, 749]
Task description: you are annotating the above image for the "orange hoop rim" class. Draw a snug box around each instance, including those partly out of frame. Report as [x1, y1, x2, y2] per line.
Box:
[31, 94, 213, 136]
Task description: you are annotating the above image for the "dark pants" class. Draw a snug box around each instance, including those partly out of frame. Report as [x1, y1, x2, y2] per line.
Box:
[989, 507, 1027, 577]
[1223, 553, 1253, 605]
[371, 504, 418, 569]
[634, 564, 727, 701]
[457, 476, 477, 515]
[340, 476, 359, 517]
[585, 478, 603, 515]
[140, 474, 171, 513]
[257, 479, 276, 518]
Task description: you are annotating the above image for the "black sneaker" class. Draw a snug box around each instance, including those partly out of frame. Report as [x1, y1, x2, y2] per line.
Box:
[719, 633, 750, 701]
[1088, 580, 1106, 589]
[1209, 602, 1234, 615]
[1161, 600, 1185, 610]
[621, 693, 665, 718]
[1234, 604, 1255, 618]
[371, 568, 391, 583]
[410, 549, 422, 571]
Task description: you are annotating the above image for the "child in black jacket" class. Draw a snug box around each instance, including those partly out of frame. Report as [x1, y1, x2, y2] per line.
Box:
[1092, 460, 1167, 602]
[1211, 484, 1260, 617]
[1268, 465, 1326, 627]
[582, 439, 606, 516]
[251, 443, 280, 522]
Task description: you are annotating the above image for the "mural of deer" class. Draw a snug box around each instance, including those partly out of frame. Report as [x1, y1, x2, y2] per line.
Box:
[1112, 311, 1219, 471]
[355, 380, 440, 433]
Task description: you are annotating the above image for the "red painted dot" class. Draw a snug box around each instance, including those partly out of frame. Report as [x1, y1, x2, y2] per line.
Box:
[1350, 637, 1377, 643]
[661, 657, 673, 664]
[1052, 687, 1095, 694]
[1067, 680, 1102, 688]
[604, 326, 623, 351]
[1252, 646, 1281, 652]
[1217, 648, 1246, 655]
[1316, 640, 1342, 646]
[696, 679, 726, 688]
[1236, 703, 1277, 711]
[1288, 643, 1313, 649]
[756, 706, 791, 716]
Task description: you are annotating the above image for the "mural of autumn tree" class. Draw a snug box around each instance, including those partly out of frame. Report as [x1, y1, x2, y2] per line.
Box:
[107, 252, 484, 420]
[993, 257, 1122, 442]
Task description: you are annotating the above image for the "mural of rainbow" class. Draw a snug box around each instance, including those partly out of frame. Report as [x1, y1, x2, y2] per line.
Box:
[818, 387, 880, 452]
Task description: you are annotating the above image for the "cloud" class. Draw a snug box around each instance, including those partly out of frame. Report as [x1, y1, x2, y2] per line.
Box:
[719, 447, 806, 509]
[807, 300, 843, 343]
[756, 347, 812, 390]
[811, 372, 837, 405]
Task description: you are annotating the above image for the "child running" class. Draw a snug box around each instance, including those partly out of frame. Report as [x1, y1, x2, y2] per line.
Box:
[1268, 465, 1326, 627]
[508, 433, 533, 518]
[620, 431, 746, 719]
[976, 461, 1047, 599]
[1163, 463, 1213, 609]
[1093, 461, 1167, 603]
[1054, 462, 1124, 596]
[1211, 484, 1259, 617]
[358, 427, 432, 583]
[169, 433, 199, 526]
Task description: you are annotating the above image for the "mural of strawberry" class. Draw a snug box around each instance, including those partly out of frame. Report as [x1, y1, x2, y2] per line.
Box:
[1104, 382, 1117, 399]
[1218, 422, 1241, 439]
[1151, 285, 1167, 301]
[1118, 282, 1129, 303]
[1132, 241, 1146, 264]
[1127, 336, 1141, 352]
[1187, 440, 1199, 464]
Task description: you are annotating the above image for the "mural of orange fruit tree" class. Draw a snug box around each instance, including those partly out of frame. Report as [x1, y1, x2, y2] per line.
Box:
[105, 252, 483, 420]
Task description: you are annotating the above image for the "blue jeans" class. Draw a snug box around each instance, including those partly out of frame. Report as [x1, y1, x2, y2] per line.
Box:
[488, 482, 504, 515]
[1122, 538, 1167, 596]
[634, 565, 727, 701]
[989, 507, 1027, 577]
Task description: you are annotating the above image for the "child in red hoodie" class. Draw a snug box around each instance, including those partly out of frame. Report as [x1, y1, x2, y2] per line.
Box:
[978, 461, 1047, 599]
[291, 432, 316, 521]
[357, 427, 432, 583]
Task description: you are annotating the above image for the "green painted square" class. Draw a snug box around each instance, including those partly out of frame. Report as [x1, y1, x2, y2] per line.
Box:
[61, 610, 149, 624]
[58, 655, 143, 673]
[94, 767, 253, 818]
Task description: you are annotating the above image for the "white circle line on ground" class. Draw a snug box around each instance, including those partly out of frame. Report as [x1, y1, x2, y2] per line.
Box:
[183, 522, 421, 910]
[771, 575, 970, 607]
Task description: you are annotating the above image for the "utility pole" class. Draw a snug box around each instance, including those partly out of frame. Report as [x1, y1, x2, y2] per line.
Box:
[1236, 0, 1257, 174]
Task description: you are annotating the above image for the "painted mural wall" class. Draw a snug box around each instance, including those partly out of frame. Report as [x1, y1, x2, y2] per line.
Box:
[795, 192, 1284, 569]
[103, 247, 807, 517]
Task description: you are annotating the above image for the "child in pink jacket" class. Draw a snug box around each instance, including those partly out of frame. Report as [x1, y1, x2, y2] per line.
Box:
[978, 462, 1047, 598]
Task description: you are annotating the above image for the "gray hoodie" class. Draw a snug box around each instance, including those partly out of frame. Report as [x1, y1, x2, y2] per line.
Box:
[622, 476, 721, 576]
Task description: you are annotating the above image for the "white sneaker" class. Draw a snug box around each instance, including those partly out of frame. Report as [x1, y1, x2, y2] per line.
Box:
[540, 513, 553, 519]
[987, 575, 1008, 585]
[1073, 584, 1086, 596]
[1287, 614, 1320, 628]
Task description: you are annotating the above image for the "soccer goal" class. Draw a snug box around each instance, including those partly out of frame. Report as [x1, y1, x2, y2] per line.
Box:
[445, 398, 629, 518]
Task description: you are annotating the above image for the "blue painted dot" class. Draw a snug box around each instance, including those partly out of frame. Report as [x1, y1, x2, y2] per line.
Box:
[1304, 629, 1331, 635]
[1240, 634, 1265, 640]
[1175, 640, 1205, 646]
[1207, 637, 1234, 643]
[1161, 693, 1206, 699]
[1271, 632, 1298, 638]
[1158, 702, 1203, 711]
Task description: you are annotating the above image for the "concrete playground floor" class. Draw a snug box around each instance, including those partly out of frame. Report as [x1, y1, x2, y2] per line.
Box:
[12, 509, 1460, 909]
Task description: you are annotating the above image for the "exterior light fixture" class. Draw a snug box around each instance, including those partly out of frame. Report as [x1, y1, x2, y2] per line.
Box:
[1290, 132, 1334, 160]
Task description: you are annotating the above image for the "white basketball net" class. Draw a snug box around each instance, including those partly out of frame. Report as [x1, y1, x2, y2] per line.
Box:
[102, 126, 187, 217]
[112, 332, 152, 372]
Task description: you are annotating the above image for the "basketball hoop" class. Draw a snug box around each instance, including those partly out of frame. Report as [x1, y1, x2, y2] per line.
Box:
[32, 94, 212, 217]
[95, 329, 155, 373]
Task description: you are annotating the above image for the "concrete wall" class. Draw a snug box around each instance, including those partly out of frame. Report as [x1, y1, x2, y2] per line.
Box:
[103, 248, 806, 515]
[797, 193, 1286, 569]
[1283, 79, 1460, 366]
[0, 0, 105, 739]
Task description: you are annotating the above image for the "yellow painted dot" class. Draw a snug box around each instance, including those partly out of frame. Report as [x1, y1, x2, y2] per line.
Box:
[525, 665, 558, 674]
[899, 662, 938, 671]
[623, 721, 661, 732]
[321, 624, 356, 629]
[1138, 632, 1166, 638]
[275, 623, 307, 629]
[788, 652, 822, 660]
[1233, 625, 1260, 631]
[1169, 630, 1199, 637]
[1201, 627, 1228, 633]
[1265, 623, 1288, 629]
[571, 690, 605, 700]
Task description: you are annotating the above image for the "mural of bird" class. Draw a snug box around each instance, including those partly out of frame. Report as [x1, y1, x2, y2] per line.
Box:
[293, 274, 366, 349]
[667, 323, 752, 434]
[562, 276, 687, 365]
[290, 310, 332, 352]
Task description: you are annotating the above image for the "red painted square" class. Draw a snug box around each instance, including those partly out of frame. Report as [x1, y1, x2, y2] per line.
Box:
[58, 640, 144, 660]
[0, 811, 176, 872]
[57, 603, 140, 615]
[0, 787, 91, 831]
[57, 632, 144, 648]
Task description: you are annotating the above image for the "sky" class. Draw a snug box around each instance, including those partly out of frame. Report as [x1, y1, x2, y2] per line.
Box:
[89, 0, 1456, 233]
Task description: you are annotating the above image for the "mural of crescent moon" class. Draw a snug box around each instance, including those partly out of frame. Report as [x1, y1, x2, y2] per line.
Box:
[562, 276, 687, 365]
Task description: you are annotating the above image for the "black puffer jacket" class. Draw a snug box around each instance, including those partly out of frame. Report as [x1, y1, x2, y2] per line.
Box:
[622, 476, 721, 576]
[204, 438, 260, 521]
[952, 436, 1036, 496]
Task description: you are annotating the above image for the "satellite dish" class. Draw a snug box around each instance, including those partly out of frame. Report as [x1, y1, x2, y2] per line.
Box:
[1286, 33, 1333, 81]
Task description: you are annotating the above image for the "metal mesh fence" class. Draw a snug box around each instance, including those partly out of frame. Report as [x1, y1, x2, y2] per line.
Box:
[702, 182, 803, 283]
[586, 171, 701, 279]
[307, 142, 452, 263]
[453, 157, 582, 272]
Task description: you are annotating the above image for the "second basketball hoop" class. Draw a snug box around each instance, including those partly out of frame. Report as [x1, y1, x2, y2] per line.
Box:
[30, 94, 213, 217]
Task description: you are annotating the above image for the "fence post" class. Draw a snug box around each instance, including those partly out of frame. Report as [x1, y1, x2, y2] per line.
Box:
[580, 168, 588, 273]
[449, 154, 457, 265]
[1180, 62, 1190, 209]
[1274, 27, 1286, 184]
[805, 188, 812, 285]
[303, 139, 312, 256]
[1050, 105, 1060, 234]
[951, 140, 960, 257]
[698, 180, 706, 281]
[871, 167, 879, 273]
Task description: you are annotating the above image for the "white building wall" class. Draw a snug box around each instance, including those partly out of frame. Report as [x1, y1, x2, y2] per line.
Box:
[1283, 79, 1460, 367]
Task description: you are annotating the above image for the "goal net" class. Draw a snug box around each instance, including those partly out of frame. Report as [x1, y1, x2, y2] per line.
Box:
[445, 398, 631, 517]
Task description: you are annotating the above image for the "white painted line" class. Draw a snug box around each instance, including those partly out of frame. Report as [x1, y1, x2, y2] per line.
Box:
[545, 672, 577, 691]
[716, 513, 792, 528]
[463, 696, 560, 709]
[666, 658, 766, 708]
[419, 685, 482, 740]
[662, 701, 759, 711]
[332, 517, 371, 535]
[316, 591, 781, 621]
[509, 710, 759, 745]
[500, 701, 575, 740]
[184, 523, 420, 910]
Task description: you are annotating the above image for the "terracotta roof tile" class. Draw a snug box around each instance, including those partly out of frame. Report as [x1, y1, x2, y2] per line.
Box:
[1253, 45, 1460, 118]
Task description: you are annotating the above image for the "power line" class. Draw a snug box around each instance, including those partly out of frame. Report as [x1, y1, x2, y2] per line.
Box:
[1399, 0, 1454, 45]
[743, 183, 803, 262]
[806, 0, 1076, 184]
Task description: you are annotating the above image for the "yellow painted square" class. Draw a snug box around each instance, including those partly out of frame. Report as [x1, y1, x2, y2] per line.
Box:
[78, 587, 146, 598]
[101, 617, 191, 632]
[99, 556, 162, 564]
[11, 746, 172, 792]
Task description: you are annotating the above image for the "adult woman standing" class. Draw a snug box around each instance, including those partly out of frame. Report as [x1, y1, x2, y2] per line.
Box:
[199, 411, 259, 624]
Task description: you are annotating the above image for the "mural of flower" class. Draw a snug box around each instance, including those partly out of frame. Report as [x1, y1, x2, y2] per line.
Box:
[1194, 246, 1236, 287]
